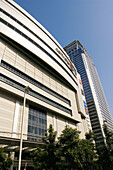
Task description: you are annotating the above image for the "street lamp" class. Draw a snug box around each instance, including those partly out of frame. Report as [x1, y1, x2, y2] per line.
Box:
[18, 86, 31, 170]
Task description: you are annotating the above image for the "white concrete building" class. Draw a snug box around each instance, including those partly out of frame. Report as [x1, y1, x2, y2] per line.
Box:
[0, 0, 89, 168]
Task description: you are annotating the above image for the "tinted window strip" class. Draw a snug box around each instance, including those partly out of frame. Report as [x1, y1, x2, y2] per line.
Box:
[0, 18, 77, 85]
[0, 9, 77, 80]
[1, 60, 70, 105]
[0, 8, 74, 76]
[4, 1, 72, 67]
[0, 73, 72, 115]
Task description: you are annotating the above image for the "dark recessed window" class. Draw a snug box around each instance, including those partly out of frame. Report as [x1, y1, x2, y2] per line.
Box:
[28, 105, 47, 142]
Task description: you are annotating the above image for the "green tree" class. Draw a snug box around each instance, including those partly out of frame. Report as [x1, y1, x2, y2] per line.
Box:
[57, 126, 80, 169]
[58, 126, 97, 170]
[31, 124, 59, 170]
[0, 147, 13, 170]
[31, 125, 98, 170]
[97, 123, 113, 170]
[86, 130, 96, 142]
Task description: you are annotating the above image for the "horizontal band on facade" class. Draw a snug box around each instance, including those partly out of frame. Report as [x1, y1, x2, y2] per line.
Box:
[0, 8, 76, 78]
[0, 73, 72, 115]
[1, 60, 71, 105]
[0, 16, 77, 85]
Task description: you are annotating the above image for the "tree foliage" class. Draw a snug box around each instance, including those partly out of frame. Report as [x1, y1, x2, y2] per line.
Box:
[0, 147, 13, 170]
[31, 125, 97, 170]
[31, 124, 59, 170]
[57, 126, 80, 169]
[31, 123, 113, 170]
[58, 126, 97, 170]
[96, 123, 113, 170]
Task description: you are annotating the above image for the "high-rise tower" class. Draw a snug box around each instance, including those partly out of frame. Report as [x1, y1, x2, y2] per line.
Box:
[65, 40, 113, 144]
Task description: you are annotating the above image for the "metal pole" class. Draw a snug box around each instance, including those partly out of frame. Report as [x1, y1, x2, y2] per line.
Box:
[18, 90, 26, 170]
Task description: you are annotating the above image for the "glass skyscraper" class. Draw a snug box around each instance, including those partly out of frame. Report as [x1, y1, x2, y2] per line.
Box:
[65, 41, 113, 144]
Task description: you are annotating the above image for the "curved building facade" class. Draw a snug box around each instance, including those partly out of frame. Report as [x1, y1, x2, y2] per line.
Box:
[0, 0, 89, 168]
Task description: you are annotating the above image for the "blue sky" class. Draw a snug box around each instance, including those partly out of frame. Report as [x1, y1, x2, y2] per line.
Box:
[14, 0, 113, 118]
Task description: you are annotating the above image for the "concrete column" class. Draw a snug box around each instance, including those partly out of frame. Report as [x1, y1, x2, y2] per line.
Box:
[12, 101, 20, 138]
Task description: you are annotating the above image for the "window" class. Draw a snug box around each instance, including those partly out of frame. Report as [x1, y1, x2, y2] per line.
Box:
[1, 60, 70, 105]
[1, 9, 77, 79]
[0, 73, 72, 114]
[81, 89, 84, 96]
[28, 105, 47, 141]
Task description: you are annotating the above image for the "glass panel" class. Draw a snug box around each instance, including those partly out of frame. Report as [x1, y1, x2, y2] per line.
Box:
[28, 105, 47, 142]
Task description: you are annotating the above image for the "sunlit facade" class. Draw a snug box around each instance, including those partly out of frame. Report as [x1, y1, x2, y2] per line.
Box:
[0, 0, 89, 168]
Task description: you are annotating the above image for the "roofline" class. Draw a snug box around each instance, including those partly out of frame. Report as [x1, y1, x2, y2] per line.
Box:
[5, 0, 70, 61]
[64, 40, 85, 50]
[64, 40, 91, 59]
[64, 40, 78, 50]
